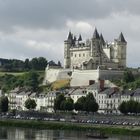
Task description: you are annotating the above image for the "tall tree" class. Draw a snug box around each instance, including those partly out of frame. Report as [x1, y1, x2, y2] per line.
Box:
[54, 94, 65, 111]
[37, 57, 48, 70]
[0, 96, 9, 112]
[24, 58, 30, 70]
[84, 93, 98, 113]
[23, 71, 39, 91]
[30, 58, 39, 70]
[74, 93, 98, 113]
[74, 96, 86, 111]
[118, 101, 128, 114]
[61, 98, 74, 111]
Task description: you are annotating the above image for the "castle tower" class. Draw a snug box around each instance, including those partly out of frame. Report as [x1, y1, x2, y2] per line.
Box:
[91, 28, 102, 67]
[114, 32, 127, 68]
[64, 32, 72, 69]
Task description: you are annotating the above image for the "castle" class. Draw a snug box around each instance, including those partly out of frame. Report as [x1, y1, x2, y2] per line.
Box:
[64, 28, 127, 70]
[44, 28, 126, 86]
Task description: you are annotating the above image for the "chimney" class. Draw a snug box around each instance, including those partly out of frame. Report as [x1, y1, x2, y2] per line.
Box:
[113, 87, 119, 92]
[99, 80, 104, 90]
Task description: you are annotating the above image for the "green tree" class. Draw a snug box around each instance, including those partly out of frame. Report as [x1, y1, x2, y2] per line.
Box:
[24, 58, 30, 70]
[25, 98, 37, 110]
[0, 96, 9, 112]
[74, 96, 86, 111]
[74, 93, 98, 113]
[61, 98, 74, 111]
[123, 70, 135, 83]
[30, 58, 39, 70]
[84, 93, 99, 113]
[136, 103, 140, 114]
[54, 94, 66, 111]
[37, 57, 48, 70]
[118, 101, 128, 114]
[23, 71, 39, 91]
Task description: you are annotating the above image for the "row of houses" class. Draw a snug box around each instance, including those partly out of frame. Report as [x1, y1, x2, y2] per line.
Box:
[8, 88, 59, 113]
[6, 80, 140, 114]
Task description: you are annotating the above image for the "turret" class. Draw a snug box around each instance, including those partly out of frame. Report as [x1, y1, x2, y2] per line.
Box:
[118, 32, 127, 43]
[64, 31, 72, 68]
[91, 28, 102, 66]
[93, 28, 100, 40]
[114, 32, 127, 68]
[78, 34, 82, 42]
[67, 31, 73, 42]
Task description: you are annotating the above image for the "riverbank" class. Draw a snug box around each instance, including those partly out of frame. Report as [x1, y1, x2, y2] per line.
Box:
[0, 119, 140, 136]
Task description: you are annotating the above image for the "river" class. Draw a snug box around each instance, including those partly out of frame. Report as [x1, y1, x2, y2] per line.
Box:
[0, 127, 140, 140]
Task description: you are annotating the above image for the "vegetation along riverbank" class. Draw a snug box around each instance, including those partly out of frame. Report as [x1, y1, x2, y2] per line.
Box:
[0, 119, 140, 136]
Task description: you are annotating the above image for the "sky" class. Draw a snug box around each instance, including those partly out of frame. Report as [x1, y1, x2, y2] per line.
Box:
[0, 0, 140, 67]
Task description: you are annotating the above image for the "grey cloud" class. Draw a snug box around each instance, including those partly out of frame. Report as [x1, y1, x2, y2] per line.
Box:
[0, 0, 139, 32]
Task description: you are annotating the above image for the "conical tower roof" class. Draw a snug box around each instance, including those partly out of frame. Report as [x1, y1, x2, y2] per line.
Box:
[67, 31, 73, 40]
[93, 28, 100, 39]
[118, 32, 126, 43]
[78, 34, 82, 41]
[100, 33, 105, 45]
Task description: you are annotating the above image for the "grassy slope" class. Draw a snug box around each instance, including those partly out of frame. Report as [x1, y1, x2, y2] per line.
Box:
[51, 79, 70, 90]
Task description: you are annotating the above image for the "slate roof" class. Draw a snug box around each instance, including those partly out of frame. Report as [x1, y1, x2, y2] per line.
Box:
[100, 33, 105, 45]
[67, 31, 73, 40]
[118, 32, 126, 43]
[70, 88, 86, 95]
[93, 28, 100, 39]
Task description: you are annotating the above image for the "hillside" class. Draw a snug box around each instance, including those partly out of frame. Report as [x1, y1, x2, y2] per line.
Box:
[51, 79, 70, 90]
[0, 71, 45, 93]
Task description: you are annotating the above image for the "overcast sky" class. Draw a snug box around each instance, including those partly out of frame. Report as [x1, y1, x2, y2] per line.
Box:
[0, 0, 140, 67]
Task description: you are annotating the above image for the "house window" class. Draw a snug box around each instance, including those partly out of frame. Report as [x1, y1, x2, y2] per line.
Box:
[79, 54, 81, 57]
[83, 53, 85, 57]
[71, 53, 73, 57]
[75, 54, 76, 57]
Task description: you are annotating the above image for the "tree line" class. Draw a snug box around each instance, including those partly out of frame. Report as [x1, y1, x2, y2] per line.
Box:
[112, 69, 140, 90]
[119, 100, 140, 114]
[54, 93, 99, 113]
[0, 57, 62, 72]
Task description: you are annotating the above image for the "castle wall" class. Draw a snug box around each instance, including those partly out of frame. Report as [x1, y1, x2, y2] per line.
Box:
[70, 69, 99, 87]
[43, 67, 71, 84]
[70, 69, 124, 87]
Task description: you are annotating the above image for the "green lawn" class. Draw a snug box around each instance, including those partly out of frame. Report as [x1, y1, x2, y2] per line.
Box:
[0, 72, 26, 76]
[0, 71, 45, 76]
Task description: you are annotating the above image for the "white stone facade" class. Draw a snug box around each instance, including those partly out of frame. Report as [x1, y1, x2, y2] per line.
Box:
[64, 28, 127, 70]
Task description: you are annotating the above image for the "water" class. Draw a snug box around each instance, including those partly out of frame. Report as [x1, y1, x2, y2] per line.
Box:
[0, 127, 139, 140]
